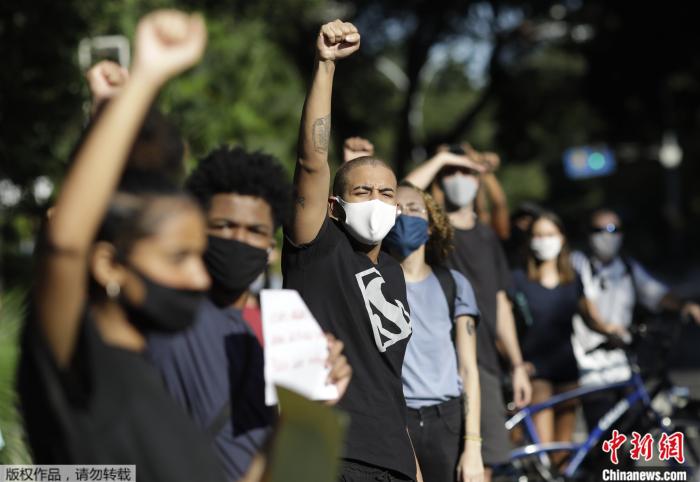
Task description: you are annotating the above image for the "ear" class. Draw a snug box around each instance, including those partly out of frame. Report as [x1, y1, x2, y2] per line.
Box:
[90, 241, 128, 292]
[328, 196, 344, 221]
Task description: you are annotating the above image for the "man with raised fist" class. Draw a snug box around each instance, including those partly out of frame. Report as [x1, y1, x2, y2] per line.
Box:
[283, 20, 423, 482]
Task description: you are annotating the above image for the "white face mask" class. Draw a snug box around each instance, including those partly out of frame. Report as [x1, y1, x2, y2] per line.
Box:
[590, 232, 623, 261]
[442, 175, 479, 208]
[335, 197, 397, 246]
[530, 236, 563, 261]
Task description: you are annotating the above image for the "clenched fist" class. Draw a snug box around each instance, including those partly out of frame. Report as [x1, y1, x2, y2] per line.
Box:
[317, 20, 360, 62]
[343, 136, 374, 163]
[132, 9, 207, 85]
[86, 60, 129, 106]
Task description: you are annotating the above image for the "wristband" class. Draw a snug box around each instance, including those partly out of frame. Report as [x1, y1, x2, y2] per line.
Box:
[464, 433, 482, 443]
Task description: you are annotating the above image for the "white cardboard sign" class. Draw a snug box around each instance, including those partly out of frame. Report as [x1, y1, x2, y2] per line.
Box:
[261, 289, 338, 405]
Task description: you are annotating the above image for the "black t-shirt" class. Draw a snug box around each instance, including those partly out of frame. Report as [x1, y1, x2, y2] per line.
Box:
[446, 222, 511, 376]
[282, 218, 415, 479]
[510, 269, 583, 383]
[17, 310, 226, 482]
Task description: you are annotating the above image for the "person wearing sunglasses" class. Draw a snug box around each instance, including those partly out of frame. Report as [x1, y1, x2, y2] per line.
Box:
[571, 208, 700, 433]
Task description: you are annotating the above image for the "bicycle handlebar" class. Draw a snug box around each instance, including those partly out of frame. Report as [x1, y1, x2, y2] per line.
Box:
[584, 315, 691, 356]
[584, 324, 641, 355]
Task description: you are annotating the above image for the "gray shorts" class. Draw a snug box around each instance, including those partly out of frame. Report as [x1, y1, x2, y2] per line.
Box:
[479, 366, 512, 466]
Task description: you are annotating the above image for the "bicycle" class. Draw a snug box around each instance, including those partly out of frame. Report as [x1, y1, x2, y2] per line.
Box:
[498, 316, 700, 481]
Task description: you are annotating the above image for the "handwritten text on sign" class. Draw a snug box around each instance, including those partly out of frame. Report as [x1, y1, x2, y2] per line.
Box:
[261, 290, 338, 405]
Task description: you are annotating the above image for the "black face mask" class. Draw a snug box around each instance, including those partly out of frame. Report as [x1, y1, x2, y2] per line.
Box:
[121, 270, 204, 333]
[203, 235, 269, 306]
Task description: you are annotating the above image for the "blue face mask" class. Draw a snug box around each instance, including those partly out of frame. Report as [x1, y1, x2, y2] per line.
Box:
[383, 215, 430, 259]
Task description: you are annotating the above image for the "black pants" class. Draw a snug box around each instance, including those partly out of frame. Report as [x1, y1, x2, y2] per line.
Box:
[406, 398, 463, 482]
[339, 459, 415, 482]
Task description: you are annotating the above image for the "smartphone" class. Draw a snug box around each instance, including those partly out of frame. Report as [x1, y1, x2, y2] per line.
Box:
[78, 35, 130, 70]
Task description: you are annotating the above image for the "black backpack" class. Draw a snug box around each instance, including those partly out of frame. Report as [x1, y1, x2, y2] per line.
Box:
[432, 265, 458, 340]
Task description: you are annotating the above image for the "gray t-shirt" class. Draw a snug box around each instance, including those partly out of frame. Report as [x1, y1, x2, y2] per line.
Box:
[402, 269, 480, 409]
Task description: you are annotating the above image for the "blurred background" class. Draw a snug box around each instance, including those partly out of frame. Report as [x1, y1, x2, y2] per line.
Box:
[1, 0, 699, 463]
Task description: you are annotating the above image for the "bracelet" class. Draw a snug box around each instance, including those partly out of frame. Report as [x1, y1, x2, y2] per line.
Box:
[464, 433, 482, 443]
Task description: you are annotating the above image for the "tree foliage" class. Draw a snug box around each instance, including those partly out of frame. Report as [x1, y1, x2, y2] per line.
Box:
[3, 0, 700, 287]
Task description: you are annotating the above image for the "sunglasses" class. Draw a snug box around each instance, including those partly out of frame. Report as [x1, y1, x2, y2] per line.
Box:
[590, 223, 622, 234]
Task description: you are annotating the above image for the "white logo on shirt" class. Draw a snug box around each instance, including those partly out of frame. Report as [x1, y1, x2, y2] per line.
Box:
[355, 267, 411, 352]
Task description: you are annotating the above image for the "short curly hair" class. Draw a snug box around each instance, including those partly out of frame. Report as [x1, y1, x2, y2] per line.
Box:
[186, 145, 292, 228]
[400, 182, 454, 265]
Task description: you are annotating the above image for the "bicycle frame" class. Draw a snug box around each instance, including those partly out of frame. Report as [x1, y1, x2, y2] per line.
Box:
[505, 369, 661, 477]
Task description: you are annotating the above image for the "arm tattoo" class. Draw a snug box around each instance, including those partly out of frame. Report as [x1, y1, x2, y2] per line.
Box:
[466, 318, 476, 336]
[312, 115, 331, 153]
[296, 196, 306, 208]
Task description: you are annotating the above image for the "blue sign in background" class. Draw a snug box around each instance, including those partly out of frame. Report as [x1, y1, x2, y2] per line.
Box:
[563, 146, 617, 179]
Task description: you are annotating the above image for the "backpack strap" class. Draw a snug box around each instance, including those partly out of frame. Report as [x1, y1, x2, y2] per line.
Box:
[620, 255, 634, 284]
[588, 254, 638, 304]
[433, 264, 457, 326]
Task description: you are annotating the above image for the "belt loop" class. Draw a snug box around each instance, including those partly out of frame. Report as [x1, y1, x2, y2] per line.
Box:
[436, 401, 444, 418]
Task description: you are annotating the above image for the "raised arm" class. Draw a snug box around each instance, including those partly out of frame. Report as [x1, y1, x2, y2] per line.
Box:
[289, 20, 360, 245]
[403, 151, 483, 190]
[37, 10, 207, 367]
[479, 172, 510, 240]
[478, 151, 510, 240]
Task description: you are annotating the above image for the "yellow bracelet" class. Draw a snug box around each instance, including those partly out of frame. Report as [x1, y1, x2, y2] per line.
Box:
[464, 434, 482, 443]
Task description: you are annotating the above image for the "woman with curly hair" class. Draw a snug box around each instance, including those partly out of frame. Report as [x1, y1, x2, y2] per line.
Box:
[384, 182, 484, 482]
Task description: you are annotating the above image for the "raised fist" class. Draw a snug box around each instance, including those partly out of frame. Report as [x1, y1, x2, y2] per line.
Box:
[343, 136, 374, 163]
[132, 9, 207, 84]
[86, 60, 129, 104]
[317, 20, 360, 62]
